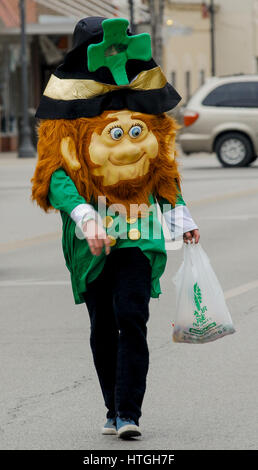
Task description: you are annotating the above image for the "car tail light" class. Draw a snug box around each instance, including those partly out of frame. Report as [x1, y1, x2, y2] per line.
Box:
[183, 111, 199, 127]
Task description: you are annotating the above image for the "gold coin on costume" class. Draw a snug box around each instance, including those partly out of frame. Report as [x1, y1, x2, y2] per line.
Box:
[103, 215, 114, 228]
[128, 229, 141, 240]
[107, 235, 116, 246]
[126, 217, 137, 224]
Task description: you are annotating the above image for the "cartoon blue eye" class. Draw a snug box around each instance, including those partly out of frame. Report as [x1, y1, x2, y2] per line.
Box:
[129, 125, 142, 138]
[110, 127, 124, 140]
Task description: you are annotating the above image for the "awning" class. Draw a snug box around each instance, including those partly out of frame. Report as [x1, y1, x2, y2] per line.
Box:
[34, 0, 124, 19]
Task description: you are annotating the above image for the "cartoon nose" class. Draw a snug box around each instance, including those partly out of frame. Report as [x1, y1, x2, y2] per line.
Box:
[111, 142, 142, 165]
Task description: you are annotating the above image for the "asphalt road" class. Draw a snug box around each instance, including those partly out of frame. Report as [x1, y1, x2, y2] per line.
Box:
[0, 151, 257, 450]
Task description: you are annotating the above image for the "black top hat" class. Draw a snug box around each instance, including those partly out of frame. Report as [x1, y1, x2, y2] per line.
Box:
[35, 16, 181, 119]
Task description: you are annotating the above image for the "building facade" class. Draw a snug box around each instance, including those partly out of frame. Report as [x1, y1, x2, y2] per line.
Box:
[0, 0, 121, 152]
[215, 0, 258, 76]
[1, 0, 258, 151]
[163, 1, 211, 106]
[163, 0, 258, 106]
[0, 1, 77, 151]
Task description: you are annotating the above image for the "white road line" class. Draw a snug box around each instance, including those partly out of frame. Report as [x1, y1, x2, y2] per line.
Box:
[0, 280, 70, 287]
[0, 232, 61, 253]
[188, 187, 258, 207]
[0, 279, 258, 301]
[224, 280, 258, 300]
[197, 215, 258, 220]
[1, 187, 258, 254]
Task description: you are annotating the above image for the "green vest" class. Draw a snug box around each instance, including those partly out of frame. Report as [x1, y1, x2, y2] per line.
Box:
[48, 168, 185, 304]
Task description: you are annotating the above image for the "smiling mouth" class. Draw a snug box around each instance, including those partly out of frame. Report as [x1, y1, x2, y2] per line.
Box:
[109, 153, 145, 166]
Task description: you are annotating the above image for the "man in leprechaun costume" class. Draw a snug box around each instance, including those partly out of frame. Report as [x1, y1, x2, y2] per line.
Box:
[31, 16, 200, 439]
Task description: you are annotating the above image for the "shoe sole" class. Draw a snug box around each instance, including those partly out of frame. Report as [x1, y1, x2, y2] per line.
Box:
[102, 427, 117, 435]
[117, 424, 141, 439]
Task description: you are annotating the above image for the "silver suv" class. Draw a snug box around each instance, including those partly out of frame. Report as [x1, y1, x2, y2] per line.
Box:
[179, 75, 258, 167]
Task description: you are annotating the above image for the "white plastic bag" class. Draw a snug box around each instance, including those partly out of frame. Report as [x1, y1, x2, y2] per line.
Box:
[172, 241, 235, 344]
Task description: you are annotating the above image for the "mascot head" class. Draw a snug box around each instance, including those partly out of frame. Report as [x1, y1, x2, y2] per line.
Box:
[31, 17, 182, 217]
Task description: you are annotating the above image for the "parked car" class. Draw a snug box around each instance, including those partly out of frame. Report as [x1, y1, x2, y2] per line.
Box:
[179, 75, 258, 167]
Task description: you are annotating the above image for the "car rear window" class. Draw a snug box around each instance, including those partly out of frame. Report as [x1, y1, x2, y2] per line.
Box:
[202, 81, 258, 107]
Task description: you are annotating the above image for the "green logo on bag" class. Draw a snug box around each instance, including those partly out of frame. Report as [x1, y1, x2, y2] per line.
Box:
[193, 282, 209, 327]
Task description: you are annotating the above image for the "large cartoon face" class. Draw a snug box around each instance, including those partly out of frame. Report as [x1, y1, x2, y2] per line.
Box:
[88, 110, 159, 186]
[32, 111, 180, 214]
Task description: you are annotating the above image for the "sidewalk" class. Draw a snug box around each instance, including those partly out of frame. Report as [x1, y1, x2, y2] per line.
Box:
[0, 151, 37, 165]
[0, 151, 18, 159]
[0, 151, 38, 159]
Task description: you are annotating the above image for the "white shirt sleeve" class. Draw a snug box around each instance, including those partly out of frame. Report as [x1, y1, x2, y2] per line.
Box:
[70, 203, 97, 224]
[70, 203, 105, 240]
[163, 205, 198, 239]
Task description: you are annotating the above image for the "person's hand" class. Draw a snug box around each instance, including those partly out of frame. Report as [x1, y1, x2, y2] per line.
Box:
[183, 228, 200, 244]
[82, 219, 111, 256]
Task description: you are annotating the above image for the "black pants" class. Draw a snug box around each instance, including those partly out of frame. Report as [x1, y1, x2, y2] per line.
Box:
[83, 247, 152, 426]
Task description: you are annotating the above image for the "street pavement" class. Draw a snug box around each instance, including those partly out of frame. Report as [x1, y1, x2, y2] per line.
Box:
[0, 150, 257, 450]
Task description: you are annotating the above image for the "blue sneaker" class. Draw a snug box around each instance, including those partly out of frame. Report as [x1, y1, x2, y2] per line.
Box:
[102, 417, 117, 435]
[116, 416, 141, 439]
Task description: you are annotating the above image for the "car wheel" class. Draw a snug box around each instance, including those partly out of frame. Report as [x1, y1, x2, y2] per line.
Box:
[215, 132, 254, 167]
[249, 154, 257, 163]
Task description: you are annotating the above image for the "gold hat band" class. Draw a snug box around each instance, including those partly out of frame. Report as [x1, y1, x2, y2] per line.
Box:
[43, 66, 167, 101]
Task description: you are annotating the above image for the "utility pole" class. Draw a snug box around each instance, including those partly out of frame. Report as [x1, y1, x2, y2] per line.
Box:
[148, 0, 165, 67]
[128, 0, 136, 34]
[156, 0, 165, 67]
[210, 0, 216, 76]
[18, 0, 35, 158]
